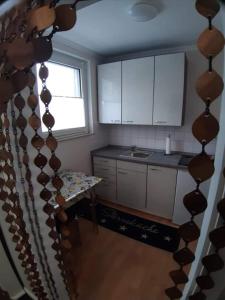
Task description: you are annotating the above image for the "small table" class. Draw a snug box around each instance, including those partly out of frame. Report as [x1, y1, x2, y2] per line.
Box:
[49, 170, 102, 230]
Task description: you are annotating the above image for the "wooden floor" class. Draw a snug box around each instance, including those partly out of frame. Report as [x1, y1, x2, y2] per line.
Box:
[67, 202, 183, 300]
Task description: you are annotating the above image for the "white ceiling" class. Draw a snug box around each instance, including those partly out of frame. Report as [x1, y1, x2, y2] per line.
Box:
[59, 0, 223, 57]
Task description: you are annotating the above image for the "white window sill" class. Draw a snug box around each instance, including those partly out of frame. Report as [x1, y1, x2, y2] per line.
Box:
[41, 131, 94, 142]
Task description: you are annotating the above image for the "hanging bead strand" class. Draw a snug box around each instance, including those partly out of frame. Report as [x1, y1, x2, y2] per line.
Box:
[11, 89, 58, 299]
[165, 1, 224, 299]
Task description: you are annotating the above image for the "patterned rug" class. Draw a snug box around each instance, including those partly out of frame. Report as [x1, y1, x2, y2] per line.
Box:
[67, 199, 180, 253]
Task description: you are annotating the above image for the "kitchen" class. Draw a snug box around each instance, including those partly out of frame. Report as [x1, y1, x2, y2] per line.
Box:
[39, 0, 224, 299]
[0, 1, 225, 300]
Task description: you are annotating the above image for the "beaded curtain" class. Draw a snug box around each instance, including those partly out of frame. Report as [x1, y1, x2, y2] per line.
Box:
[0, 1, 225, 300]
[166, 1, 225, 299]
[0, 1, 80, 299]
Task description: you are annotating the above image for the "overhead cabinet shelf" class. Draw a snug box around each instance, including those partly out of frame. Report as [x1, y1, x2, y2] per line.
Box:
[97, 52, 185, 126]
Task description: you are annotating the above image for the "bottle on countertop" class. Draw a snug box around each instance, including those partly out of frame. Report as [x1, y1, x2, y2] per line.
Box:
[165, 134, 171, 155]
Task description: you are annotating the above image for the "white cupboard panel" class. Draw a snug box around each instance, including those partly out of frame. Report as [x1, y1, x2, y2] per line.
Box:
[117, 166, 147, 209]
[95, 182, 117, 202]
[173, 170, 210, 226]
[98, 62, 122, 124]
[94, 166, 116, 178]
[117, 160, 147, 173]
[93, 157, 117, 168]
[153, 53, 185, 126]
[122, 57, 154, 125]
[147, 166, 177, 219]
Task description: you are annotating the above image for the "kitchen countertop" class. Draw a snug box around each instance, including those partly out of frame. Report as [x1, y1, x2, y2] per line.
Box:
[91, 145, 195, 170]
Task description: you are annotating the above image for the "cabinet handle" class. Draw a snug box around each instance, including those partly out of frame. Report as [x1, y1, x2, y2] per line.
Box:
[155, 121, 167, 124]
[150, 168, 160, 171]
[118, 171, 127, 175]
[126, 121, 134, 123]
[101, 168, 109, 171]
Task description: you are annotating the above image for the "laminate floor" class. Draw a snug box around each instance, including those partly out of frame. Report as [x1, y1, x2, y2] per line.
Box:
[68, 209, 183, 300]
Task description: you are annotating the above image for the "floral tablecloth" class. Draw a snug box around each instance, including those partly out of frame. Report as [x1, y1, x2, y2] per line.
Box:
[49, 170, 102, 208]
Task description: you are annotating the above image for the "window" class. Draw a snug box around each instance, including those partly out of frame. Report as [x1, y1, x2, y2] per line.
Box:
[36, 52, 90, 140]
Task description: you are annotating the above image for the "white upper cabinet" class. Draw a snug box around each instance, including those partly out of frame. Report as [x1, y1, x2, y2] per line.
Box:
[97, 53, 185, 126]
[122, 57, 154, 125]
[153, 53, 185, 126]
[98, 62, 122, 124]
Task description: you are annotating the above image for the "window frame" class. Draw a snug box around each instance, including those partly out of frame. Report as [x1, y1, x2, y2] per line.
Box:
[36, 51, 91, 141]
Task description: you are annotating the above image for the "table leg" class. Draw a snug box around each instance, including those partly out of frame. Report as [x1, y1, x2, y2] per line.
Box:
[89, 189, 98, 233]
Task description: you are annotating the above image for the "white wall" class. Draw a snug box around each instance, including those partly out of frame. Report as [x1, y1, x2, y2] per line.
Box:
[104, 48, 223, 155]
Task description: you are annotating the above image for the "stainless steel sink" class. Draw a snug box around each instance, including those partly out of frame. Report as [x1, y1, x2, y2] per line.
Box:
[132, 152, 150, 158]
[120, 151, 152, 159]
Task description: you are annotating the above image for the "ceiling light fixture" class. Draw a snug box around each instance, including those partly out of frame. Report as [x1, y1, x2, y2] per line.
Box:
[128, 1, 158, 22]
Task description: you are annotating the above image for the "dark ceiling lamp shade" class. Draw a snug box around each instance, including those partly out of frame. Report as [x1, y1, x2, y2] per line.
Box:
[166, 0, 224, 299]
[0, 0, 81, 298]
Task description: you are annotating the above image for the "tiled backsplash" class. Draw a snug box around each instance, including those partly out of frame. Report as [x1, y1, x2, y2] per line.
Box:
[107, 125, 216, 154]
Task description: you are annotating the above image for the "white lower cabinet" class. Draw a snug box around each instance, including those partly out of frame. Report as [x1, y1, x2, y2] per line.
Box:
[93, 156, 201, 222]
[147, 166, 177, 219]
[117, 161, 147, 210]
[93, 157, 117, 202]
[173, 170, 210, 226]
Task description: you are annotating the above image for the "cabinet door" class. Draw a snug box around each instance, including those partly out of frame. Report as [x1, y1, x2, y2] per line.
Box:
[98, 62, 122, 124]
[122, 57, 154, 125]
[147, 166, 177, 219]
[117, 162, 147, 209]
[153, 53, 185, 126]
[93, 156, 117, 202]
[95, 182, 117, 203]
[173, 170, 210, 226]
